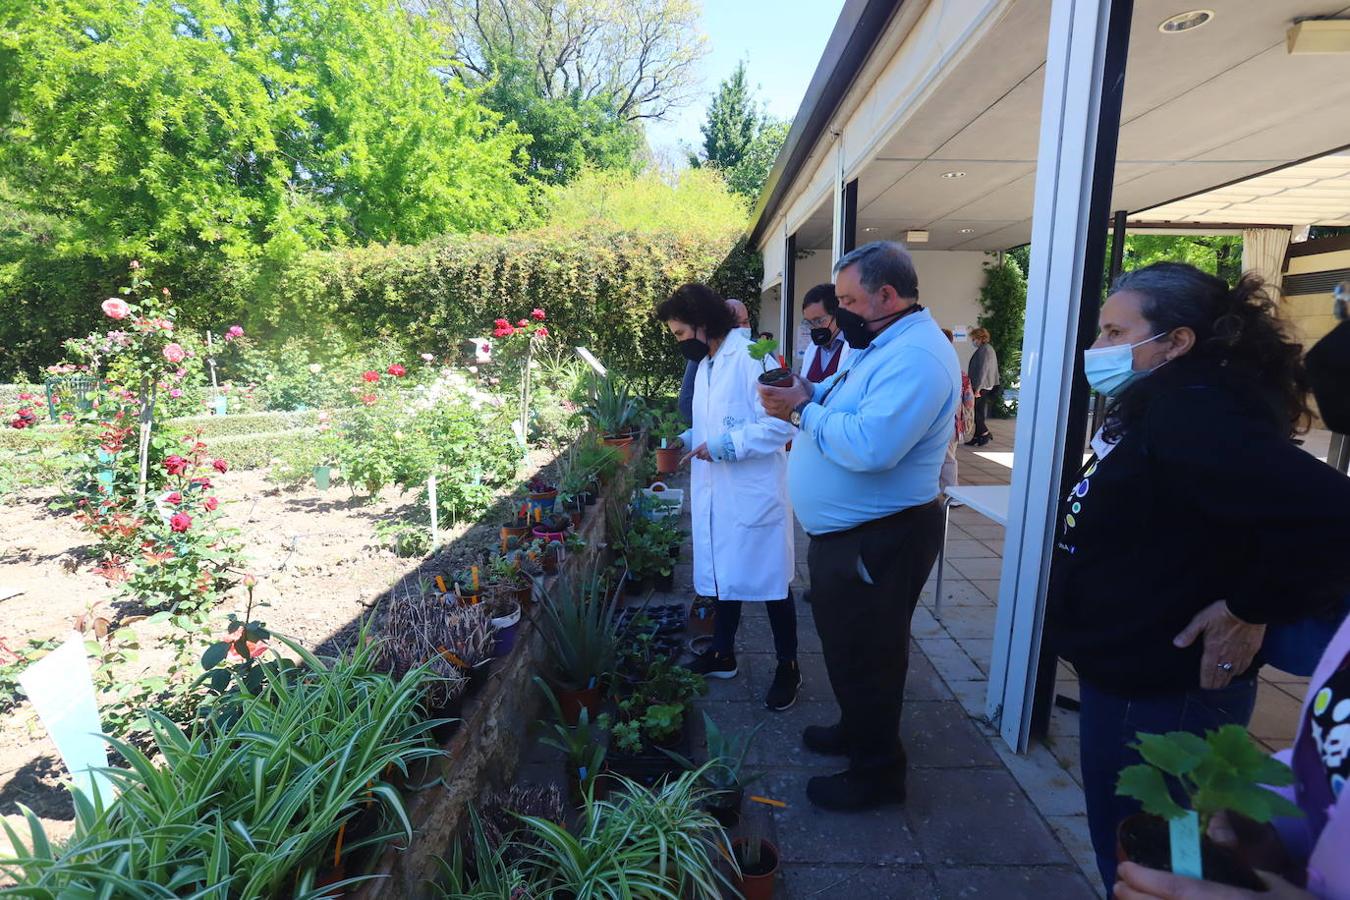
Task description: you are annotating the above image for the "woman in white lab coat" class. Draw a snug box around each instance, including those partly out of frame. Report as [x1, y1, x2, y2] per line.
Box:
[657, 283, 802, 711]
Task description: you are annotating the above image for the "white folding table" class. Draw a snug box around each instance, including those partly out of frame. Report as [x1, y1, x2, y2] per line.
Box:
[934, 485, 1010, 620]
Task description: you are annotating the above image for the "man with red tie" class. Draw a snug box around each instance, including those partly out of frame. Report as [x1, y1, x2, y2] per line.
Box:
[799, 284, 852, 384]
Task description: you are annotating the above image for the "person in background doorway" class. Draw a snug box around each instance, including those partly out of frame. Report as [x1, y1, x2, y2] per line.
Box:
[940, 328, 975, 492]
[678, 298, 752, 425]
[757, 241, 960, 811]
[800, 283, 852, 384]
[658, 283, 802, 711]
[1045, 262, 1350, 893]
[965, 327, 998, 446]
[758, 331, 774, 342]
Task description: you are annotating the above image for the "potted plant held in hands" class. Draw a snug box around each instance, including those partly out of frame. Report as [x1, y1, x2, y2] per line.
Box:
[750, 338, 792, 386]
[653, 412, 686, 476]
[1115, 725, 1302, 890]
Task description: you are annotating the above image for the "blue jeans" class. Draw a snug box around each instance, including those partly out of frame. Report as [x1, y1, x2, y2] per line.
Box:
[1078, 677, 1258, 893]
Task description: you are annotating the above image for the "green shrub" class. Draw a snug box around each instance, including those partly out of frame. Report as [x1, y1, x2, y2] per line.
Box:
[211, 428, 321, 470]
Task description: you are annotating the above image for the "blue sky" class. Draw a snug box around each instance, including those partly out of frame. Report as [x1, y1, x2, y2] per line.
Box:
[645, 0, 848, 161]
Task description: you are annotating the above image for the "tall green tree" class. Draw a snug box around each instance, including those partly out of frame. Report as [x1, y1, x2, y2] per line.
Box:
[0, 0, 533, 263]
[692, 61, 760, 172]
[726, 118, 790, 201]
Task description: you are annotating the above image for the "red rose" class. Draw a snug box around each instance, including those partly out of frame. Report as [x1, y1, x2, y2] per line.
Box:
[493, 326, 514, 338]
[192, 477, 213, 490]
[204, 496, 219, 511]
[212, 458, 228, 474]
[535, 327, 549, 338]
[493, 318, 510, 328]
[165, 492, 182, 505]
[517, 319, 529, 328]
[164, 455, 189, 475]
[531, 308, 546, 321]
[362, 371, 380, 383]
[387, 364, 406, 377]
[361, 393, 378, 405]
[170, 512, 192, 533]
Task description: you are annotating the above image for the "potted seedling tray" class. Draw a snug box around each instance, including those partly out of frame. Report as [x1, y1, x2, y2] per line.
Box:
[604, 722, 692, 788]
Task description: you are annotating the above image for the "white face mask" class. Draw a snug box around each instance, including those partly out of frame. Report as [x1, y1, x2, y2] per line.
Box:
[1083, 332, 1167, 397]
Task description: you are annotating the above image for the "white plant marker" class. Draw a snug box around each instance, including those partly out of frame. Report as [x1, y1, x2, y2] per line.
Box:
[428, 474, 439, 549]
[19, 633, 113, 807]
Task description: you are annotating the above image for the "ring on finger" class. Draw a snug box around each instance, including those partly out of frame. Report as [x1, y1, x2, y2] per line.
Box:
[1217, 662, 1234, 672]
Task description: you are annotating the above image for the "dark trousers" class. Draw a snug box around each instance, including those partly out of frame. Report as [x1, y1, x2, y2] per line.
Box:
[711, 595, 797, 662]
[1078, 677, 1258, 893]
[807, 502, 944, 772]
[973, 394, 991, 438]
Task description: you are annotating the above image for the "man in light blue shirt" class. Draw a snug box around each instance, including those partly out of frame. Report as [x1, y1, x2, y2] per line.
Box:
[758, 241, 959, 813]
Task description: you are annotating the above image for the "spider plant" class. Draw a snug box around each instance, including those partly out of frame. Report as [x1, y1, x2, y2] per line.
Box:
[0, 633, 444, 898]
[536, 678, 607, 795]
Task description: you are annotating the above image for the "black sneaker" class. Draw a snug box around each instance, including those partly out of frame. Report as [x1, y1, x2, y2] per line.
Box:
[806, 768, 906, 812]
[765, 660, 801, 711]
[802, 722, 849, 756]
[687, 650, 738, 679]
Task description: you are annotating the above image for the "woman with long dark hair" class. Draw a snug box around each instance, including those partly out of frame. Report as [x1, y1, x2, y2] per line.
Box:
[1047, 262, 1350, 892]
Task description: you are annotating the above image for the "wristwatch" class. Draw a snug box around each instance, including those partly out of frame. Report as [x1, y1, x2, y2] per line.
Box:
[789, 400, 810, 428]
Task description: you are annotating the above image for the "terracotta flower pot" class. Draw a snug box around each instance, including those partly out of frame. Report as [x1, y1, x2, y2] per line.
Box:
[655, 446, 682, 475]
[733, 838, 780, 900]
[533, 526, 568, 543]
[603, 434, 635, 464]
[689, 602, 716, 636]
[501, 523, 531, 552]
[558, 684, 602, 725]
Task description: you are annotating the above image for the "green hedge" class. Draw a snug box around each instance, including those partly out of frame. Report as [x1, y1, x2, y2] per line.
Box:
[210, 428, 319, 470]
[0, 409, 321, 452]
[255, 229, 760, 396]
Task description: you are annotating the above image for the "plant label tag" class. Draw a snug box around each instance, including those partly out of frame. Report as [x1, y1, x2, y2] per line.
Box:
[19, 633, 113, 807]
[1169, 810, 1203, 879]
[574, 346, 608, 377]
[578, 766, 588, 781]
[587, 675, 597, 690]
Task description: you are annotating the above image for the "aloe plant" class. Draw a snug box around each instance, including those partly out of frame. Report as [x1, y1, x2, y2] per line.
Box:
[580, 373, 641, 436]
[538, 565, 622, 693]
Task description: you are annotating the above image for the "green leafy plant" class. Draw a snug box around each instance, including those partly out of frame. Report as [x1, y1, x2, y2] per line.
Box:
[746, 337, 779, 362]
[536, 678, 607, 796]
[665, 713, 764, 794]
[1116, 725, 1302, 834]
[581, 373, 642, 436]
[976, 253, 1027, 417]
[538, 567, 622, 693]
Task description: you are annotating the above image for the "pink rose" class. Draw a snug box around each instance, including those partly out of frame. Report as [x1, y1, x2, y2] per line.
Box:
[163, 343, 186, 363]
[204, 496, 219, 511]
[531, 308, 546, 321]
[517, 319, 529, 328]
[387, 364, 406, 377]
[361, 393, 378, 406]
[212, 458, 228, 474]
[535, 327, 549, 338]
[169, 388, 183, 399]
[129, 260, 140, 270]
[362, 371, 380, 383]
[102, 298, 131, 320]
[227, 325, 243, 339]
[421, 353, 434, 362]
[170, 512, 192, 533]
[165, 492, 182, 505]
[494, 318, 510, 329]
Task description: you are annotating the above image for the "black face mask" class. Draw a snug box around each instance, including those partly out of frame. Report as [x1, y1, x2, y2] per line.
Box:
[834, 304, 923, 349]
[678, 337, 709, 362]
[809, 326, 835, 346]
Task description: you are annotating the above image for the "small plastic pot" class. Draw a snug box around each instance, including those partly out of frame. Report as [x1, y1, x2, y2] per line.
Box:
[558, 684, 603, 725]
[313, 465, 332, 490]
[490, 602, 522, 658]
[1116, 813, 1266, 891]
[625, 573, 650, 596]
[527, 489, 558, 514]
[757, 368, 793, 386]
[500, 524, 531, 552]
[689, 602, 716, 636]
[653, 570, 675, 592]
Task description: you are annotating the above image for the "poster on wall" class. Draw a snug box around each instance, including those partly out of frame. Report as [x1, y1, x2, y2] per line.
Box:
[953, 326, 970, 343]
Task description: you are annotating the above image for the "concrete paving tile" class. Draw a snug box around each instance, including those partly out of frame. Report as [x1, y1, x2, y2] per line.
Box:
[703, 700, 843, 771]
[919, 579, 994, 609]
[904, 769, 1072, 867]
[991, 741, 1086, 817]
[959, 524, 1006, 541]
[947, 679, 992, 720]
[905, 649, 951, 702]
[1262, 669, 1311, 688]
[936, 606, 996, 641]
[955, 639, 993, 675]
[969, 579, 1002, 602]
[905, 701, 1002, 769]
[1047, 814, 1107, 897]
[944, 539, 1000, 560]
[911, 605, 946, 639]
[935, 866, 1099, 899]
[916, 637, 984, 683]
[781, 864, 936, 898]
[758, 771, 923, 866]
[949, 557, 1005, 581]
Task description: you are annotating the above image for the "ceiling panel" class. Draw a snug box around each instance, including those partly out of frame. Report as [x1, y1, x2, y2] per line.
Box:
[1135, 152, 1350, 226]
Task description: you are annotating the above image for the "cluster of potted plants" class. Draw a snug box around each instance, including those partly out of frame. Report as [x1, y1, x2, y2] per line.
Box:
[615, 507, 685, 594]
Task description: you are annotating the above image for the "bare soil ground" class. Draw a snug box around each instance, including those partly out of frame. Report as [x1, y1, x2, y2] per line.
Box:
[0, 455, 552, 860]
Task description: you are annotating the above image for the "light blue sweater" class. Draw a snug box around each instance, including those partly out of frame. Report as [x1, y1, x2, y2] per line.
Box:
[788, 307, 961, 535]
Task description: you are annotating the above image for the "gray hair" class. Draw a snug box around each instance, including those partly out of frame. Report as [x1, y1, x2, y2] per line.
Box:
[833, 241, 919, 300]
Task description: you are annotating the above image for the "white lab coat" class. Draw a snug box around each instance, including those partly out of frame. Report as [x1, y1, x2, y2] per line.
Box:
[799, 337, 852, 382]
[680, 329, 796, 602]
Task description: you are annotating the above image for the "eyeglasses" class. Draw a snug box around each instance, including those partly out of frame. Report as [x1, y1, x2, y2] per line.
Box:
[804, 315, 834, 328]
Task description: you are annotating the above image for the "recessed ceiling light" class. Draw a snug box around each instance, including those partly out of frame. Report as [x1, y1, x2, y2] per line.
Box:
[940, 171, 966, 179]
[863, 227, 877, 232]
[1159, 10, 1213, 33]
[958, 228, 975, 234]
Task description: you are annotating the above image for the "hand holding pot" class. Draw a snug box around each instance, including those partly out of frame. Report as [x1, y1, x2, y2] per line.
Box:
[757, 375, 811, 422]
[1114, 862, 1314, 900]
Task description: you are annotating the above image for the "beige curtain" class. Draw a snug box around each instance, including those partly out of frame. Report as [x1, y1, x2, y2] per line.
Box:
[1241, 228, 1291, 290]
